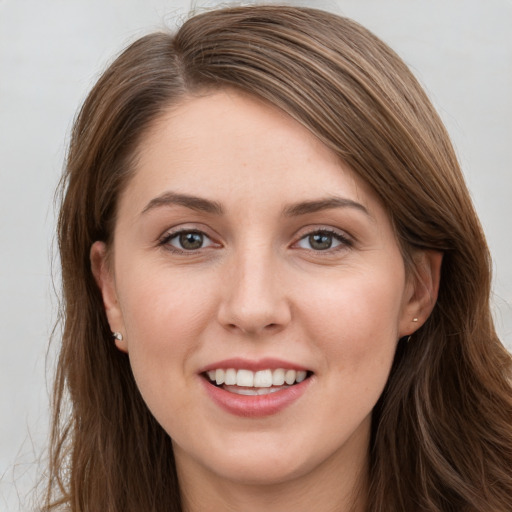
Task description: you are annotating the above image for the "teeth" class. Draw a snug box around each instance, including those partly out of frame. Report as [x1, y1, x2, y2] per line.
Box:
[224, 385, 289, 396]
[253, 369, 272, 387]
[225, 368, 237, 385]
[296, 370, 307, 383]
[229, 386, 259, 396]
[207, 368, 309, 387]
[215, 369, 225, 385]
[272, 368, 285, 386]
[285, 370, 297, 385]
[236, 369, 254, 387]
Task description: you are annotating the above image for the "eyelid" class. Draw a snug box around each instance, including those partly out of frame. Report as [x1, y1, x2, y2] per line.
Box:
[156, 224, 353, 254]
[157, 225, 221, 254]
[291, 226, 354, 251]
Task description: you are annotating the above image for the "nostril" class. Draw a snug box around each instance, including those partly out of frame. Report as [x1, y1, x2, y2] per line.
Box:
[223, 322, 281, 334]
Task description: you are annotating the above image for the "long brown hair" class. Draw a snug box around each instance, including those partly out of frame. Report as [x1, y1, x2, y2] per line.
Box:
[45, 5, 512, 511]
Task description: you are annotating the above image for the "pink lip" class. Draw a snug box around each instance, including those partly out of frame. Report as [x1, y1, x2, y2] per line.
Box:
[199, 357, 309, 373]
[200, 374, 312, 418]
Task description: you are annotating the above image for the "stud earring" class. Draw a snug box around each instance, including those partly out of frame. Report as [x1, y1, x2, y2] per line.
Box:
[412, 317, 418, 323]
[113, 332, 123, 341]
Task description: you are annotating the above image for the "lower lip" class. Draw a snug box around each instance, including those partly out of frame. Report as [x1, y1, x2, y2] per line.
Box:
[201, 377, 311, 418]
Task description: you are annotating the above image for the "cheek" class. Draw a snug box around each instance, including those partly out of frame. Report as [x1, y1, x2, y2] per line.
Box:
[116, 265, 218, 388]
[299, 264, 405, 373]
[119, 260, 216, 333]
[302, 272, 403, 429]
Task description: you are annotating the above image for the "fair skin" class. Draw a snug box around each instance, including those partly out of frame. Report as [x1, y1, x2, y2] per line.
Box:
[91, 90, 441, 512]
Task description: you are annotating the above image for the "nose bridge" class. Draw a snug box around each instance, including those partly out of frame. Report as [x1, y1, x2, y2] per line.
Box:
[218, 237, 290, 334]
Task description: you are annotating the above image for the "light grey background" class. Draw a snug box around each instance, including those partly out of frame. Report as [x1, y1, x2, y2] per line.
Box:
[1, 1, 511, 509]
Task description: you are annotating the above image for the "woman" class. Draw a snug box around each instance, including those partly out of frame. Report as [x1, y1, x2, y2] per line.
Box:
[44, 5, 512, 511]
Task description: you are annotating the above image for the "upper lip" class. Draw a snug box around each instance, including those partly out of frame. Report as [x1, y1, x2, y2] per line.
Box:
[199, 357, 310, 373]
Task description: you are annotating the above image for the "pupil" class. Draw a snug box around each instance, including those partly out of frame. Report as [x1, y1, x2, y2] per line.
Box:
[310, 233, 332, 250]
[180, 232, 203, 250]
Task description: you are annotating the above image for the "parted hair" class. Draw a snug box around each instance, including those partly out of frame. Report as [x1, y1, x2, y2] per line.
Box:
[45, 5, 512, 511]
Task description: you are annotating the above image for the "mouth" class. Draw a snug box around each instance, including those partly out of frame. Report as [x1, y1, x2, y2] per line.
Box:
[202, 368, 313, 396]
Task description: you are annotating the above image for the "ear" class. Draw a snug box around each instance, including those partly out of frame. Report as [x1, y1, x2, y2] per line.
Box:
[90, 241, 128, 353]
[399, 250, 443, 337]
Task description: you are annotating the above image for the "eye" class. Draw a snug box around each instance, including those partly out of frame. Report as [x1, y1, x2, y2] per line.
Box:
[296, 230, 350, 251]
[161, 230, 215, 252]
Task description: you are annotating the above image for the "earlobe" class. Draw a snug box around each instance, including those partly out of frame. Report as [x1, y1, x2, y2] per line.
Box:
[400, 250, 443, 337]
[90, 241, 128, 353]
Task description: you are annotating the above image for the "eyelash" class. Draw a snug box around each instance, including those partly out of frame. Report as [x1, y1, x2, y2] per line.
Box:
[157, 227, 353, 255]
[294, 228, 353, 253]
[158, 229, 216, 255]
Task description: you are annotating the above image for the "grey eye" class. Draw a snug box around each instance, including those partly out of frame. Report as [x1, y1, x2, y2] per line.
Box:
[179, 232, 203, 250]
[308, 233, 334, 250]
[297, 231, 346, 251]
[167, 231, 213, 250]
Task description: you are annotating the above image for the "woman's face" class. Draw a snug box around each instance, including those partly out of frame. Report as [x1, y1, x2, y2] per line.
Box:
[92, 90, 431, 489]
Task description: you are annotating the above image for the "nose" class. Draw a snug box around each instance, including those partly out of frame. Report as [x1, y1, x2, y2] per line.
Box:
[217, 246, 292, 336]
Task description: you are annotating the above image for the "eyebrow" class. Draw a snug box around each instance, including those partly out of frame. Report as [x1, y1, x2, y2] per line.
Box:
[141, 192, 370, 219]
[282, 197, 370, 218]
[141, 192, 224, 216]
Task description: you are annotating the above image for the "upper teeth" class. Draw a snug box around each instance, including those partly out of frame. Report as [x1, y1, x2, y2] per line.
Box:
[207, 368, 307, 387]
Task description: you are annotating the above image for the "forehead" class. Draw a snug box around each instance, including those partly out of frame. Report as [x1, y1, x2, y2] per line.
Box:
[122, 89, 383, 218]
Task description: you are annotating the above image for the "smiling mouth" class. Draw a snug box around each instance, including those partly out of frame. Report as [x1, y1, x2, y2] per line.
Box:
[203, 368, 313, 396]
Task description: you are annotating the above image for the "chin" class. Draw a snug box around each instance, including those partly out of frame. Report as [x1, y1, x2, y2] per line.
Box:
[183, 433, 339, 488]
[207, 455, 311, 487]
